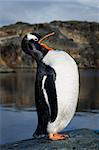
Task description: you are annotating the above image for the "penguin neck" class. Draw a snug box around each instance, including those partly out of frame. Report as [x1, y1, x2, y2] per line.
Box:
[32, 43, 48, 64]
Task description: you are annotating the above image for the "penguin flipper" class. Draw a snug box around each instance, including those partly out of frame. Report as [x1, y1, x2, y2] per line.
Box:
[44, 74, 58, 122]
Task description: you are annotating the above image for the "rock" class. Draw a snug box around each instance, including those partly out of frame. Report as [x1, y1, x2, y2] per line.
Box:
[0, 21, 99, 70]
[0, 129, 99, 150]
[0, 67, 15, 73]
[0, 57, 15, 73]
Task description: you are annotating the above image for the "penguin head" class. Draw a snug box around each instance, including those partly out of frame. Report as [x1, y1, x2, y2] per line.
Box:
[21, 33, 42, 60]
[21, 32, 55, 62]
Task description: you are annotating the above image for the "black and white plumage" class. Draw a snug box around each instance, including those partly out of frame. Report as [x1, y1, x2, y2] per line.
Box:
[21, 32, 79, 139]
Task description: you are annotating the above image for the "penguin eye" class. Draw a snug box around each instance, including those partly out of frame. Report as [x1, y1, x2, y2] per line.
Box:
[27, 33, 38, 42]
[33, 37, 38, 41]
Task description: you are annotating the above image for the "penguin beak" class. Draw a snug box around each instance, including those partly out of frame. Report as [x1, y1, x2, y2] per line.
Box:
[38, 32, 55, 44]
[38, 32, 55, 51]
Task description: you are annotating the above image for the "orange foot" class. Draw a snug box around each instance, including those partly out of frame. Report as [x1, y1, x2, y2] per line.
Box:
[49, 133, 69, 141]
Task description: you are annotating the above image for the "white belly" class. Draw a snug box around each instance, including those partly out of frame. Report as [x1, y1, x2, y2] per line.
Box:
[43, 50, 79, 133]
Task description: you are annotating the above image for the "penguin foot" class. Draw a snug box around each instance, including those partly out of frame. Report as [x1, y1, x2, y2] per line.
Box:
[49, 133, 69, 141]
[33, 133, 47, 139]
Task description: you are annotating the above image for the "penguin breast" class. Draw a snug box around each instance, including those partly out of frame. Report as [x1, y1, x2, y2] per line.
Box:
[42, 50, 79, 133]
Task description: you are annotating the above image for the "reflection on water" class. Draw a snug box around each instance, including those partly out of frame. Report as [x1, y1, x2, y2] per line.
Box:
[0, 70, 36, 109]
[78, 69, 99, 111]
[0, 69, 99, 111]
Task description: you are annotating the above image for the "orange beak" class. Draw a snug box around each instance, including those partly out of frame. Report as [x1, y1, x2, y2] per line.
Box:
[38, 32, 55, 51]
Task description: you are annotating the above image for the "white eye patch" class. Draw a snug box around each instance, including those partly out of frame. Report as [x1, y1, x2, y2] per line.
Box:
[27, 33, 38, 41]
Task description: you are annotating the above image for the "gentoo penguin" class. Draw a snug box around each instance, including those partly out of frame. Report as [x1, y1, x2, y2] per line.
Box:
[21, 32, 79, 140]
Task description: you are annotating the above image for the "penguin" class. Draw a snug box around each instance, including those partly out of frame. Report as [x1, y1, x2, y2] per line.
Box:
[21, 32, 79, 140]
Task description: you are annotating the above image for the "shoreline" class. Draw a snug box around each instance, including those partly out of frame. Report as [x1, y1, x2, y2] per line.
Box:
[0, 67, 99, 73]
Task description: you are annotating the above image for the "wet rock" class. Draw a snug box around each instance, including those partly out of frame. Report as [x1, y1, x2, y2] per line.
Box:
[0, 129, 99, 150]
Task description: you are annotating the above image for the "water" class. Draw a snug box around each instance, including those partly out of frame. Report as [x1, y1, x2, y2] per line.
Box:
[0, 70, 36, 109]
[0, 69, 99, 145]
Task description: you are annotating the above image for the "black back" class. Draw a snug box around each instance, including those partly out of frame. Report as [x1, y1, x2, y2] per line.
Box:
[33, 62, 58, 137]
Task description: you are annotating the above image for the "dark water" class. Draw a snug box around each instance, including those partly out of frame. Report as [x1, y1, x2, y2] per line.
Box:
[0, 69, 99, 145]
[0, 69, 99, 110]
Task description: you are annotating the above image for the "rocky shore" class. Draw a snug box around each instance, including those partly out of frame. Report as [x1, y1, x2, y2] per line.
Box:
[0, 21, 99, 72]
[0, 129, 99, 150]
